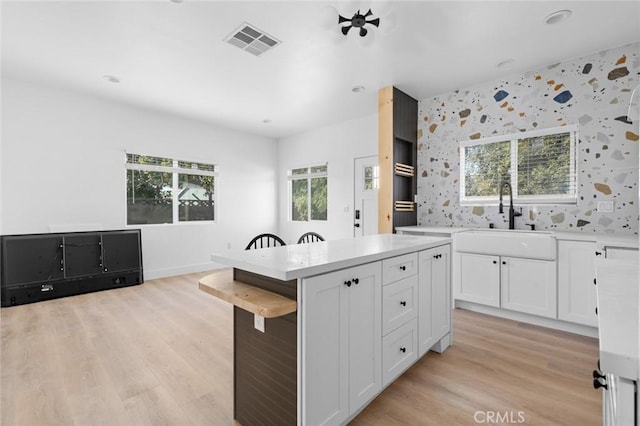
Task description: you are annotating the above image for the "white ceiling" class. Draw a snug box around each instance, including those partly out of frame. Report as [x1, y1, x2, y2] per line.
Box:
[2, 1, 639, 139]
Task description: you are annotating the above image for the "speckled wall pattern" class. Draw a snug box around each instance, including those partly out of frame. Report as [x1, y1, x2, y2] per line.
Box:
[417, 42, 639, 234]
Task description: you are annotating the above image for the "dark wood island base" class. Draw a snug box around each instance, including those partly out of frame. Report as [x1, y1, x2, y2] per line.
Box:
[200, 268, 298, 425]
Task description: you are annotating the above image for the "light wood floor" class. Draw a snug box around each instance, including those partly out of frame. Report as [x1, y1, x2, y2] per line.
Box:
[1, 271, 601, 425]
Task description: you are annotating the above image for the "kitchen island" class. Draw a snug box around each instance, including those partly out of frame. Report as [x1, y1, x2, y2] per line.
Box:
[594, 256, 639, 424]
[200, 234, 452, 426]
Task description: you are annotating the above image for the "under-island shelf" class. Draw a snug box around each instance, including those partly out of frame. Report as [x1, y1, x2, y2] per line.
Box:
[199, 268, 297, 318]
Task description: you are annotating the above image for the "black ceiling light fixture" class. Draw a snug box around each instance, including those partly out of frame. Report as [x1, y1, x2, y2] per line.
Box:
[338, 9, 380, 37]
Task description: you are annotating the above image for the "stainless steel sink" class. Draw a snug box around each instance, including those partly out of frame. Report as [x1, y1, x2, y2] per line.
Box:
[454, 229, 556, 260]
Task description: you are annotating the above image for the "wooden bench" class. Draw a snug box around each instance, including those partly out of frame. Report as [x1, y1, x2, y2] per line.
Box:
[199, 268, 296, 318]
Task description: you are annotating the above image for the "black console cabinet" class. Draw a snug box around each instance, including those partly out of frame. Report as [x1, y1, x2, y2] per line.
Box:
[0, 229, 143, 307]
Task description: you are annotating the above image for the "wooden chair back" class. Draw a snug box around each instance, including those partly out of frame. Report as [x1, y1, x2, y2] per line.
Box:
[245, 233, 286, 250]
[297, 232, 325, 244]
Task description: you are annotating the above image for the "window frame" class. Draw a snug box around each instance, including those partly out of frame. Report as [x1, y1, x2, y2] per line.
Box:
[287, 163, 328, 222]
[125, 152, 218, 226]
[459, 124, 578, 205]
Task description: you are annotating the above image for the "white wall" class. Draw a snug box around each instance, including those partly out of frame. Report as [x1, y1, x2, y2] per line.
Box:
[1, 78, 279, 279]
[277, 113, 377, 243]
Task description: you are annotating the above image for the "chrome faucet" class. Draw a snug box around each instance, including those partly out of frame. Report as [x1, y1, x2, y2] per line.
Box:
[499, 181, 522, 230]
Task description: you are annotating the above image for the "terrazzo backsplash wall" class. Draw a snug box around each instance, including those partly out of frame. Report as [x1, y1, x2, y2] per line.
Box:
[417, 42, 639, 234]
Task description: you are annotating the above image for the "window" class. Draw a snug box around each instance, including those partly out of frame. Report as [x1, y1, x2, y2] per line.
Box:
[460, 125, 577, 204]
[289, 164, 327, 221]
[363, 165, 379, 190]
[126, 153, 217, 225]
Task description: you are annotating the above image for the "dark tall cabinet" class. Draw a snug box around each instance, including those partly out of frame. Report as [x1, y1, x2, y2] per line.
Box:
[379, 86, 418, 233]
[0, 229, 143, 307]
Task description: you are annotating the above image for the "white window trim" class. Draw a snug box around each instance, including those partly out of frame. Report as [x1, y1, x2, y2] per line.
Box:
[125, 152, 219, 225]
[287, 163, 328, 222]
[459, 124, 578, 205]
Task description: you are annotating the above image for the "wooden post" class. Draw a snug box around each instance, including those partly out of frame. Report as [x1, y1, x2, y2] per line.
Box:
[378, 86, 394, 234]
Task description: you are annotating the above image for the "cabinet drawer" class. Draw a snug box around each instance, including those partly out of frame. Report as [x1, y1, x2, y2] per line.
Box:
[382, 318, 418, 386]
[382, 276, 417, 335]
[382, 253, 418, 285]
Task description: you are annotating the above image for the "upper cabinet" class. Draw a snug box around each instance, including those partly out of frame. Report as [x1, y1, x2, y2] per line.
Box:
[378, 86, 418, 233]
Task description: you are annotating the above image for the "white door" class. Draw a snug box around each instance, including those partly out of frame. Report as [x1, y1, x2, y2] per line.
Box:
[432, 247, 450, 342]
[456, 252, 501, 307]
[354, 156, 379, 237]
[346, 262, 382, 413]
[501, 257, 557, 319]
[301, 262, 381, 425]
[302, 270, 350, 426]
[557, 240, 598, 326]
[418, 246, 450, 356]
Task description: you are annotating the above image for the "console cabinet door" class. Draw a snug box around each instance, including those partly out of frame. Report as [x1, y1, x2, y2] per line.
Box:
[558, 240, 598, 326]
[501, 257, 557, 319]
[302, 262, 381, 426]
[456, 252, 500, 307]
[101, 231, 142, 273]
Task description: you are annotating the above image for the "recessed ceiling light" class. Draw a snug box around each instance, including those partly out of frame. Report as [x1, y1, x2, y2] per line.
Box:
[169, 0, 184, 3]
[545, 9, 572, 25]
[103, 75, 120, 83]
[262, 119, 272, 124]
[352, 86, 365, 93]
[497, 59, 515, 69]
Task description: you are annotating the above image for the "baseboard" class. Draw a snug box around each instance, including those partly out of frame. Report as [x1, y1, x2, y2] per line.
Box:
[144, 262, 226, 280]
[455, 300, 599, 338]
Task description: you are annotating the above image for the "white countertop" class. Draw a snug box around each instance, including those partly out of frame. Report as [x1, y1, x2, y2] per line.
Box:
[595, 258, 639, 380]
[555, 230, 639, 246]
[211, 234, 451, 281]
[395, 226, 469, 235]
[396, 226, 638, 248]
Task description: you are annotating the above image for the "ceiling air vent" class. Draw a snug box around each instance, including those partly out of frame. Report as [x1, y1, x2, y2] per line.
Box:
[224, 23, 280, 56]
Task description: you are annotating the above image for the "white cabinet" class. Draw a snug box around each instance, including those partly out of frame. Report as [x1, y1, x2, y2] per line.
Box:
[301, 262, 382, 426]
[604, 247, 638, 260]
[382, 276, 417, 335]
[382, 318, 418, 384]
[301, 244, 453, 424]
[455, 252, 500, 307]
[456, 252, 556, 318]
[381, 254, 418, 387]
[500, 257, 557, 319]
[418, 246, 451, 356]
[382, 252, 418, 285]
[557, 240, 598, 327]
